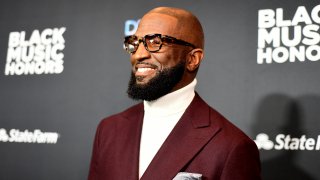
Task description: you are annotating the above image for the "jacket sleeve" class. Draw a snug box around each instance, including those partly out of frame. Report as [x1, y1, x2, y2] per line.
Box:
[87, 121, 103, 180]
[220, 138, 261, 180]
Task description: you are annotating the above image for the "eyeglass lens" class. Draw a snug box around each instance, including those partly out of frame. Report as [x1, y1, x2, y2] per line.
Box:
[145, 35, 162, 52]
[124, 34, 162, 53]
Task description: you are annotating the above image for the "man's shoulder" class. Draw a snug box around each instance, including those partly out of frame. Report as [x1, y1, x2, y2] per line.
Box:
[112, 102, 143, 118]
[98, 102, 143, 128]
[193, 94, 254, 144]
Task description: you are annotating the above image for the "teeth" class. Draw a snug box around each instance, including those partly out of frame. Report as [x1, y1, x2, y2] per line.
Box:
[137, 68, 152, 72]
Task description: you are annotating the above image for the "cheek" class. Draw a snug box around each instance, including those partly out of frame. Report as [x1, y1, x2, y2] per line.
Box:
[154, 50, 185, 68]
[130, 55, 136, 66]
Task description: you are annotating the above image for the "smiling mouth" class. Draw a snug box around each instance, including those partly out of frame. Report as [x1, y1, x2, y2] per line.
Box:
[134, 63, 158, 77]
[137, 67, 154, 73]
[135, 67, 156, 78]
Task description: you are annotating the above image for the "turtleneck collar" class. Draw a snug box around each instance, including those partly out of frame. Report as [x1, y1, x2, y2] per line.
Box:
[143, 79, 197, 117]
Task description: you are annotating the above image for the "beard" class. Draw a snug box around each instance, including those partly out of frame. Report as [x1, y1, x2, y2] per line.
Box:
[127, 61, 185, 101]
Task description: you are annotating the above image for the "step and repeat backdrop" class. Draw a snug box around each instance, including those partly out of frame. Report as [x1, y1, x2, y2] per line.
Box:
[1, 0, 320, 179]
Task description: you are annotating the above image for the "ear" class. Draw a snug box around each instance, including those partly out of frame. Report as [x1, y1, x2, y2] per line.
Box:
[186, 48, 204, 72]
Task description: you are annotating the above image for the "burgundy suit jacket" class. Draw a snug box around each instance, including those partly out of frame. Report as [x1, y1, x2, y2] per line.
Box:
[88, 94, 261, 180]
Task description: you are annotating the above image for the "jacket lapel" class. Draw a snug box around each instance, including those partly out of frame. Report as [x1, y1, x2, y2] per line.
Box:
[140, 94, 221, 180]
[118, 103, 144, 180]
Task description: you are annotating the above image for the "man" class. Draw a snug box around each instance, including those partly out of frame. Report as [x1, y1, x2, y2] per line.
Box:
[88, 7, 261, 180]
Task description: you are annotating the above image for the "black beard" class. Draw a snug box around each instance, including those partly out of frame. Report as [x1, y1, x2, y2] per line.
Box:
[127, 61, 185, 101]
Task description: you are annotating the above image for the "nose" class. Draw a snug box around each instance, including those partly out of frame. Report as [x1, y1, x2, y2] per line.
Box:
[130, 42, 151, 64]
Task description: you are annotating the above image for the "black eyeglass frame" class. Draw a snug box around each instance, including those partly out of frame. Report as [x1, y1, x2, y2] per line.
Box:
[123, 34, 196, 54]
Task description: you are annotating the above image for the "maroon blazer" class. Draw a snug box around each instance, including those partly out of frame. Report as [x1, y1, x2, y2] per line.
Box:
[88, 94, 261, 180]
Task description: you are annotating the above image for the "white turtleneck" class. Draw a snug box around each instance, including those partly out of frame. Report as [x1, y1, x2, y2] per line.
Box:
[139, 79, 197, 178]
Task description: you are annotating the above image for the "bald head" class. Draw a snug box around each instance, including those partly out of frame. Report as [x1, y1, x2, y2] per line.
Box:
[139, 7, 204, 49]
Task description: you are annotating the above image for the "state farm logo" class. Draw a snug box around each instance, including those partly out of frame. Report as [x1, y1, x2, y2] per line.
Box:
[5, 27, 66, 76]
[254, 133, 320, 150]
[0, 128, 60, 144]
[254, 133, 274, 150]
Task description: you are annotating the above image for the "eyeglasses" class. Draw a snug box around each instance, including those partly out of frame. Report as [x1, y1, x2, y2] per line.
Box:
[123, 34, 196, 54]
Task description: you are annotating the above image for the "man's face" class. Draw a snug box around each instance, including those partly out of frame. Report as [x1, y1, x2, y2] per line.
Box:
[127, 13, 189, 101]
